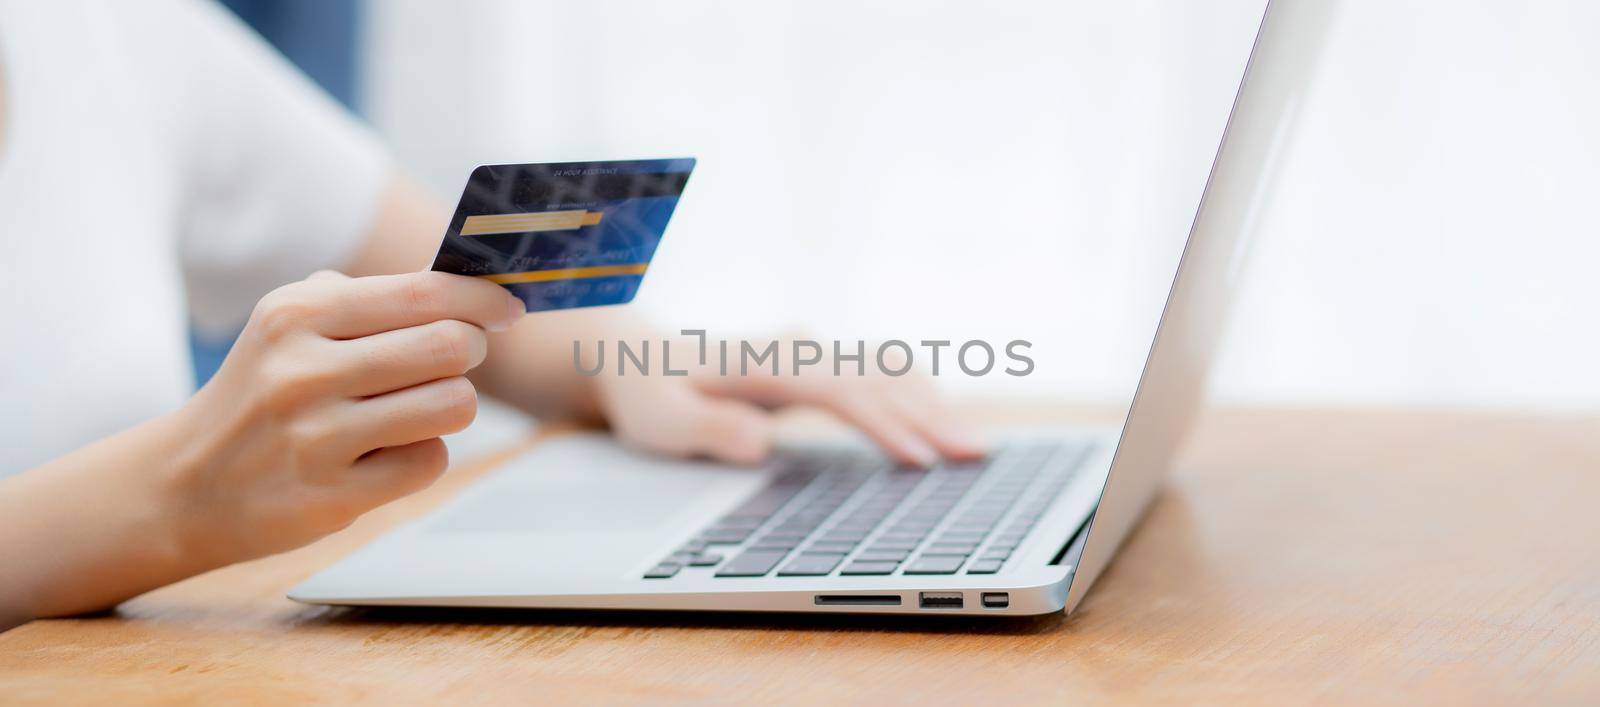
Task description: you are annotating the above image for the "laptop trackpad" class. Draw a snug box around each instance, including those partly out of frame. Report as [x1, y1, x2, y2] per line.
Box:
[422, 434, 759, 536]
[428, 479, 701, 533]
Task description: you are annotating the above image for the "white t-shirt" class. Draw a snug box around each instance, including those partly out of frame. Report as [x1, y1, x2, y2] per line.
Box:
[0, 0, 390, 474]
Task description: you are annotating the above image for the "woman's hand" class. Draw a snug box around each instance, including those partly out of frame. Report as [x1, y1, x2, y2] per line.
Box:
[470, 308, 984, 469]
[592, 343, 985, 468]
[0, 270, 524, 626]
[164, 270, 524, 567]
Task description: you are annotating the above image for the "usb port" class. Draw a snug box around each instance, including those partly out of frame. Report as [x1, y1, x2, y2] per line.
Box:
[980, 592, 1010, 609]
[918, 591, 964, 609]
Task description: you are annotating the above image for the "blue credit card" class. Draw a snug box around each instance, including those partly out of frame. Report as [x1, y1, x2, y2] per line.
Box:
[430, 158, 695, 311]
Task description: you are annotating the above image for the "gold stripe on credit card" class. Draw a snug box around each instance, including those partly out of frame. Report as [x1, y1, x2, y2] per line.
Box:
[480, 263, 648, 285]
[460, 210, 604, 236]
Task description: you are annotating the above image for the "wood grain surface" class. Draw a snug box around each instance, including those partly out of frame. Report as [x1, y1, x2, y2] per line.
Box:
[1, 406, 1596, 705]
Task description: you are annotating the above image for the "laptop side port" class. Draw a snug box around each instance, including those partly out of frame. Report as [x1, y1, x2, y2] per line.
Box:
[814, 595, 902, 606]
[918, 591, 964, 609]
[980, 592, 1010, 609]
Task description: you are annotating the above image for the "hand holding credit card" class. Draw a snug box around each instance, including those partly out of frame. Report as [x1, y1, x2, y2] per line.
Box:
[430, 158, 695, 312]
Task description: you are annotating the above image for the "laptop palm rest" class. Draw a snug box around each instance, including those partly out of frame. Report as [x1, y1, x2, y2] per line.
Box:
[289, 435, 769, 603]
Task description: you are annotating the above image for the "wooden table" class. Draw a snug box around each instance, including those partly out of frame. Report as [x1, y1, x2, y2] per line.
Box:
[2, 407, 1597, 705]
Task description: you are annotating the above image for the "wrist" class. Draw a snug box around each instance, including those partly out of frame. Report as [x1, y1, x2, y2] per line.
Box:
[150, 397, 237, 577]
[99, 409, 218, 590]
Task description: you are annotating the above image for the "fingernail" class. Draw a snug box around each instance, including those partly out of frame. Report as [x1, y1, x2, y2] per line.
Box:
[493, 295, 526, 331]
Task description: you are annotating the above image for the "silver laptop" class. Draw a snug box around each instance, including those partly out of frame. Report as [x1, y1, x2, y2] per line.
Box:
[291, 0, 1332, 616]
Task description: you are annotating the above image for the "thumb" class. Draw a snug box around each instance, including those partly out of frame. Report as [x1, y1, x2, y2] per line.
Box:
[680, 398, 776, 466]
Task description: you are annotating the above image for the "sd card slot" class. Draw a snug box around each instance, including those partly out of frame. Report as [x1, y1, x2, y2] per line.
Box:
[813, 595, 902, 606]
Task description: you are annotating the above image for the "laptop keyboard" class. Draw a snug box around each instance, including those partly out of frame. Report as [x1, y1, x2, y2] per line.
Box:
[643, 442, 1091, 580]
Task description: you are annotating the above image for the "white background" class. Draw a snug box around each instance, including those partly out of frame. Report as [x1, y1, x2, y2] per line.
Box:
[363, 0, 1600, 412]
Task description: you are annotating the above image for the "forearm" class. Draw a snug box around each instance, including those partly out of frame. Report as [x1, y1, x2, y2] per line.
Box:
[0, 412, 204, 630]
[472, 305, 654, 422]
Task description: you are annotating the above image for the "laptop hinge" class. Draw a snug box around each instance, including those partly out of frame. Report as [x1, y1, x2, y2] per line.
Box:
[1049, 512, 1094, 567]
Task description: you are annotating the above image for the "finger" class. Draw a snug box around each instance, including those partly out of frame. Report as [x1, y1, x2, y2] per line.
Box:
[822, 394, 939, 467]
[605, 379, 775, 465]
[307, 269, 349, 282]
[677, 398, 775, 465]
[693, 370, 954, 466]
[333, 319, 489, 397]
[334, 376, 479, 458]
[886, 393, 987, 460]
[313, 271, 524, 339]
[346, 437, 450, 508]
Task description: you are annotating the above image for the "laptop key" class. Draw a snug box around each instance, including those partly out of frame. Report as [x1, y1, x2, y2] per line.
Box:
[715, 550, 790, 577]
[714, 516, 767, 530]
[925, 542, 979, 555]
[749, 538, 802, 551]
[869, 539, 922, 552]
[778, 553, 846, 576]
[731, 486, 804, 517]
[966, 559, 1004, 574]
[808, 541, 857, 554]
[688, 553, 724, 567]
[678, 539, 709, 554]
[770, 524, 819, 535]
[701, 527, 753, 544]
[904, 556, 966, 574]
[644, 562, 682, 579]
[856, 550, 909, 562]
[840, 561, 900, 576]
[946, 522, 996, 532]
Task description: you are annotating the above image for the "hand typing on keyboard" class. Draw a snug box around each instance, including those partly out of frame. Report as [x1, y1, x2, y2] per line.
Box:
[591, 332, 985, 467]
